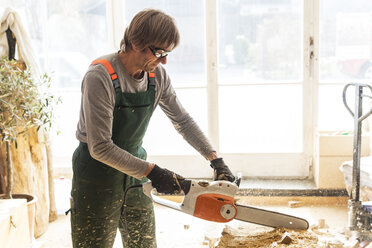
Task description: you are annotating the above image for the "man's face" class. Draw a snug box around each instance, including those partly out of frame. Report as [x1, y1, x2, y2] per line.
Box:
[140, 45, 173, 72]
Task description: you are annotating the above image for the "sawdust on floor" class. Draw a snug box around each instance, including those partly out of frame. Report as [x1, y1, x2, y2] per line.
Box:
[217, 226, 318, 248]
[38, 200, 353, 248]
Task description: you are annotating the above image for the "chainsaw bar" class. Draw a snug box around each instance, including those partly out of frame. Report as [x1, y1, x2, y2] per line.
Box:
[235, 204, 309, 230]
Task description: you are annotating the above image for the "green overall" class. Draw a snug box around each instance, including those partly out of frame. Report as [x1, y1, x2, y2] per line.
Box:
[71, 60, 156, 248]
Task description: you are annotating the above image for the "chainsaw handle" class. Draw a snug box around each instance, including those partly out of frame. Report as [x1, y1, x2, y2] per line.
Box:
[180, 179, 192, 195]
[142, 181, 183, 211]
[143, 179, 192, 198]
[142, 181, 153, 199]
[142, 180, 192, 213]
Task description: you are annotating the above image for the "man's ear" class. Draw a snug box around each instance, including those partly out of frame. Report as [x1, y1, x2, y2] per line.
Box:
[131, 43, 141, 52]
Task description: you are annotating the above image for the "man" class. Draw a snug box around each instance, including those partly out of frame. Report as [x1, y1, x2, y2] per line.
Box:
[71, 8, 235, 248]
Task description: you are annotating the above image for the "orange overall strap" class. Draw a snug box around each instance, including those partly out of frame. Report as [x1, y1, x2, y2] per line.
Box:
[91, 59, 118, 81]
[148, 72, 155, 86]
[148, 72, 155, 78]
[91, 59, 155, 88]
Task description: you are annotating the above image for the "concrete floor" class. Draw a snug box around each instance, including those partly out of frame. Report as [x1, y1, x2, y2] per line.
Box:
[36, 196, 349, 248]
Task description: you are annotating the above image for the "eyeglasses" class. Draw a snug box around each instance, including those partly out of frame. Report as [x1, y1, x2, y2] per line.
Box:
[149, 46, 170, 59]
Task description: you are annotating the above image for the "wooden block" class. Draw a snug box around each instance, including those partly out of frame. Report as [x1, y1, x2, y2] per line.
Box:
[318, 219, 326, 229]
[325, 240, 344, 248]
[288, 200, 301, 208]
[279, 232, 293, 244]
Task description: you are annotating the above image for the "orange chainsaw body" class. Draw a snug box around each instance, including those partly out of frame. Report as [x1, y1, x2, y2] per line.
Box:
[193, 193, 237, 222]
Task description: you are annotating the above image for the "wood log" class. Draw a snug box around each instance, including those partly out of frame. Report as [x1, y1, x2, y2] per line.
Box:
[28, 128, 50, 237]
[8, 127, 50, 238]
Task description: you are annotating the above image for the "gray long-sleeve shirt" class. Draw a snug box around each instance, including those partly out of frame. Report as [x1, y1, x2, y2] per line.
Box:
[76, 52, 215, 179]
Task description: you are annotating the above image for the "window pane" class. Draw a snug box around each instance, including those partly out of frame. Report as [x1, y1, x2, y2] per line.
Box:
[123, 0, 206, 86]
[143, 89, 208, 155]
[219, 85, 303, 153]
[319, 0, 372, 82]
[318, 85, 364, 131]
[44, 0, 109, 88]
[43, 0, 110, 165]
[218, 0, 303, 83]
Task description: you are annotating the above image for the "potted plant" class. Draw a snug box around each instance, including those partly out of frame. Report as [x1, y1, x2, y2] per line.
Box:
[0, 56, 59, 239]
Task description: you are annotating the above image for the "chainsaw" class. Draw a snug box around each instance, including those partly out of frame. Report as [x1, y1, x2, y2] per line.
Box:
[143, 175, 309, 230]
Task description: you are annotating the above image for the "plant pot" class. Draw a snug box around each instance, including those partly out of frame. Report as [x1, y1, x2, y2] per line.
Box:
[1, 193, 37, 242]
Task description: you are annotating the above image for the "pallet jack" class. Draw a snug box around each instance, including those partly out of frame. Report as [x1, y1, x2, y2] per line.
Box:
[343, 82, 372, 241]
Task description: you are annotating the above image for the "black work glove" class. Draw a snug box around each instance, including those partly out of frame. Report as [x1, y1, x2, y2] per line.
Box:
[146, 165, 185, 194]
[210, 158, 235, 182]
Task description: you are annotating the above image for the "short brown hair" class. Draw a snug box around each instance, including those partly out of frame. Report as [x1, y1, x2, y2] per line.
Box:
[120, 9, 180, 52]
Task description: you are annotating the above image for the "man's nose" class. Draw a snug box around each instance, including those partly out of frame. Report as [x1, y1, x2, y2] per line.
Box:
[160, 56, 167, 65]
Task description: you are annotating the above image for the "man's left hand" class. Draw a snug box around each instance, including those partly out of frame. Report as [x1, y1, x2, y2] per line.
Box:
[210, 158, 235, 182]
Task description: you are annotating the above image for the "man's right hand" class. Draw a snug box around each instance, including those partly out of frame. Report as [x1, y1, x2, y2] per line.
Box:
[146, 165, 185, 194]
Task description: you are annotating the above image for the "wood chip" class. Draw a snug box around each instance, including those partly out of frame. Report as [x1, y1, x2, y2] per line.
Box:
[325, 240, 344, 248]
[318, 219, 326, 229]
[288, 201, 301, 208]
[279, 232, 293, 244]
